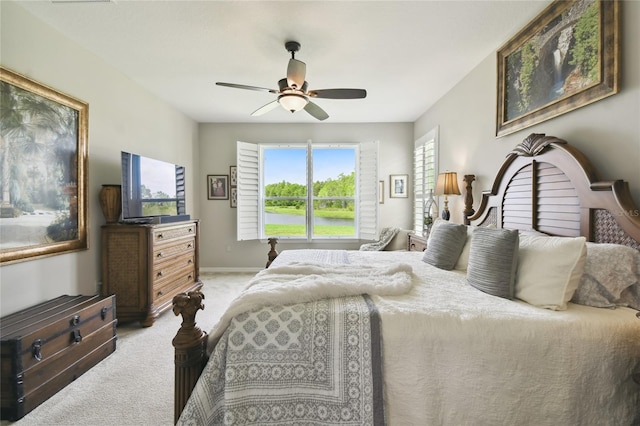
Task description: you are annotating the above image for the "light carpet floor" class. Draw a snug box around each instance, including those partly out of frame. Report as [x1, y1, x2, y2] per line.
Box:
[1, 273, 251, 426]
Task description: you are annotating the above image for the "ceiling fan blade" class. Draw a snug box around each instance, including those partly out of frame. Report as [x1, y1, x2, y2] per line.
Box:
[308, 88, 367, 99]
[251, 100, 280, 116]
[216, 82, 278, 93]
[286, 59, 306, 89]
[304, 101, 329, 121]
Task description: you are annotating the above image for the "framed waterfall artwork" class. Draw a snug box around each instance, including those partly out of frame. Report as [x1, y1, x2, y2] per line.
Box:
[0, 66, 89, 264]
[496, 0, 619, 137]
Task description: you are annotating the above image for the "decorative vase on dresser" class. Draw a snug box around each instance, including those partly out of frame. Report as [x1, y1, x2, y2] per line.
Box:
[99, 184, 122, 223]
[101, 220, 202, 326]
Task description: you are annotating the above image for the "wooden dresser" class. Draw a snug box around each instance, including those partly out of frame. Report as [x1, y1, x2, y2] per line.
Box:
[101, 220, 202, 327]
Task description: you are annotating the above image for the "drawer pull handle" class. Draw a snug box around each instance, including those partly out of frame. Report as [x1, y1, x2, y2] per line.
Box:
[101, 306, 108, 321]
[156, 252, 163, 258]
[157, 233, 164, 239]
[188, 228, 193, 233]
[188, 275, 193, 280]
[72, 329, 83, 344]
[32, 339, 42, 362]
[70, 315, 80, 326]
[157, 271, 163, 278]
[187, 243, 193, 248]
[187, 259, 193, 264]
[157, 290, 164, 297]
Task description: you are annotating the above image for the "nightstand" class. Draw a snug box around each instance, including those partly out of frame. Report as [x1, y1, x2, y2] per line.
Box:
[408, 232, 428, 252]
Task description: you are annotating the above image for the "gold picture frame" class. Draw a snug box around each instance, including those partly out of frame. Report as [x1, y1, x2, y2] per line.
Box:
[496, 0, 619, 137]
[0, 67, 89, 265]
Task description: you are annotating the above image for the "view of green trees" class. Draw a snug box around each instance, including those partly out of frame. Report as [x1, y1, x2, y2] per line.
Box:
[569, 1, 599, 82]
[265, 171, 355, 211]
[140, 184, 177, 216]
[265, 171, 356, 236]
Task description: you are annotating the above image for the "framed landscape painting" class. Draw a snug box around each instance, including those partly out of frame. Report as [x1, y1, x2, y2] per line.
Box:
[496, 0, 619, 137]
[0, 67, 89, 265]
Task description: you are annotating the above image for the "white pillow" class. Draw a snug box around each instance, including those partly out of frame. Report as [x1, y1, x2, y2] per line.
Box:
[453, 225, 474, 271]
[454, 224, 497, 271]
[571, 243, 640, 309]
[515, 234, 587, 310]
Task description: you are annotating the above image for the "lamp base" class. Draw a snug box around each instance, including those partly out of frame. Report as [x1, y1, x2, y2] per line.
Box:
[441, 209, 450, 221]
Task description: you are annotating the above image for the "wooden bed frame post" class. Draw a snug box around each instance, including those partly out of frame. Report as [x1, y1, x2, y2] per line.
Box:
[266, 237, 279, 268]
[463, 174, 476, 225]
[172, 291, 207, 425]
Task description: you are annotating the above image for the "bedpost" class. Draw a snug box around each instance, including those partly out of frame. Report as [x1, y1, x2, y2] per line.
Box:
[172, 291, 207, 425]
[463, 174, 475, 225]
[266, 237, 279, 268]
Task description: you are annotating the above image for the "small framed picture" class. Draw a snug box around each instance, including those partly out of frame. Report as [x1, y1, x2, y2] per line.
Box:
[389, 174, 408, 198]
[230, 165, 237, 187]
[379, 180, 384, 204]
[207, 174, 229, 200]
[230, 187, 237, 208]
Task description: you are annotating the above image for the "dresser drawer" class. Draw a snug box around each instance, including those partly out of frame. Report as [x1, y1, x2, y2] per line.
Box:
[153, 269, 197, 306]
[152, 223, 196, 244]
[153, 237, 196, 264]
[152, 251, 196, 284]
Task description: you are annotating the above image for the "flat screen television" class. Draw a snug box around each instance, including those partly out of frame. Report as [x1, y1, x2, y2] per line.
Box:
[120, 151, 188, 223]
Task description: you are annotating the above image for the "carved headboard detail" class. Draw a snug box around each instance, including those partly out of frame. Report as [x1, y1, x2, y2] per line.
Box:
[468, 134, 640, 249]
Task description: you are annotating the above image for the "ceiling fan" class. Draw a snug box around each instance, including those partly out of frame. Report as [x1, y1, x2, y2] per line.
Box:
[216, 41, 367, 121]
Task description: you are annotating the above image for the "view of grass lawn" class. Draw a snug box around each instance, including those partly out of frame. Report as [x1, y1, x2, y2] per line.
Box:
[265, 224, 355, 237]
[265, 206, 354, 219]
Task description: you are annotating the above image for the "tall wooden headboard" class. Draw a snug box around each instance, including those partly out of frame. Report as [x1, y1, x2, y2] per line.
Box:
[467, 134, 640, 250]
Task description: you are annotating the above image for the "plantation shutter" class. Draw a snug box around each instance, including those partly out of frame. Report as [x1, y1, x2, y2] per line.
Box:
[236, 141, 260, 241]
[358, 140, 378, 240]
[413, 130, 438, 233]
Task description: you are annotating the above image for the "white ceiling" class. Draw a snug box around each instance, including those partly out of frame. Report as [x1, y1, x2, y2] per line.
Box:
[14, 0, 552, 124]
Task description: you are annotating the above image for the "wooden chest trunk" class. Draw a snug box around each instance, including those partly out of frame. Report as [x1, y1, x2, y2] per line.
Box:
[0, 295, 117, 421]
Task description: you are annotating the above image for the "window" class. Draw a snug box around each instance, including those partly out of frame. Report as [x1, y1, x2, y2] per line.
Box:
[413, 128, 439, 233]
[237, 140, 378, 241]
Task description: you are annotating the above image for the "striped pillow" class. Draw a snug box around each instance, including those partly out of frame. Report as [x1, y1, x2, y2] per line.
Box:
[422, 222, 467, 270]
[467, 227, 519, 299]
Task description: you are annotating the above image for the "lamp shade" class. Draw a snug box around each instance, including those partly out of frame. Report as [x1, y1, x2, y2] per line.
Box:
[435, 172, 461, 196]
[278, 94, 309, 112]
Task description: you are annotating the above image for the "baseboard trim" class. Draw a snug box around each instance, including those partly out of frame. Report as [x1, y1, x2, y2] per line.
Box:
[200, 267, 262, 274]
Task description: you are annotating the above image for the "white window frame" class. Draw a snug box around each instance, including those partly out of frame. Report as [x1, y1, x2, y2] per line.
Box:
[237, 140, 378, 242]
[413, 127, 439, 234]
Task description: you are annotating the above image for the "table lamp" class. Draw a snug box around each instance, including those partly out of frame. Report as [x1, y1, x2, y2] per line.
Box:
[435, 172, 461, 220]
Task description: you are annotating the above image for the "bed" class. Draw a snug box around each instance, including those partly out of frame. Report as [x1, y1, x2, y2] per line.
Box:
[172, 134, 640, 425]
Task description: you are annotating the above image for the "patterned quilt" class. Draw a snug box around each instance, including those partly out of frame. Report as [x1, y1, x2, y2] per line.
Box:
[178, 295, 384, 425]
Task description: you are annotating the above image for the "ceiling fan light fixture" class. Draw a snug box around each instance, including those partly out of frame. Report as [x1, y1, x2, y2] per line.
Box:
[278, 94, 308, 113]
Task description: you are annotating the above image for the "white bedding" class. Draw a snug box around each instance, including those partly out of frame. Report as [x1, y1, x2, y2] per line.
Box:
[189, 249, 639, 425]
[344, 250, 640, 425]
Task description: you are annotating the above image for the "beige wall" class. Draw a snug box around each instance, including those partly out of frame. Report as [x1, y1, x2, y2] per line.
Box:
[197, 123, 414, 270]
[414, 0, 640, 225]
[0, 2, 200, 315]
[2, 0, 638, 314]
